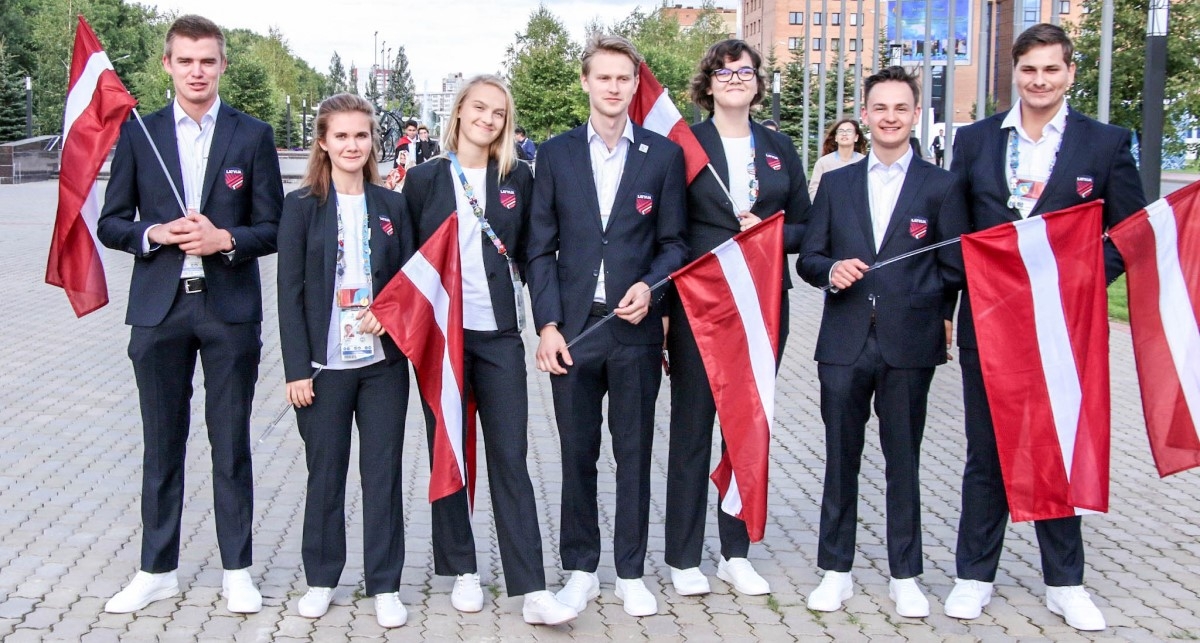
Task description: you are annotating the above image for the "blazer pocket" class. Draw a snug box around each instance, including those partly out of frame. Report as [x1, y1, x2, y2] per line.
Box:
[909, 292, 942, 309]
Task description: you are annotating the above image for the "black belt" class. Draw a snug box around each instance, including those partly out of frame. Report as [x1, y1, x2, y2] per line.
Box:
[181, 277, 206, 294]
[589, 302, 609, 317]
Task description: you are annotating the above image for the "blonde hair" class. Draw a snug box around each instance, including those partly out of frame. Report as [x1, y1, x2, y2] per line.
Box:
[300, 93, 381, 203]
[581, 33, 643, 76]
[440, 75, 518, 179]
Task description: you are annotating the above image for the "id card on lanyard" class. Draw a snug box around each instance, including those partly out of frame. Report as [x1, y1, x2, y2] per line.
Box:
[448, 152, 526, 331]
[335, 192, 375, 361]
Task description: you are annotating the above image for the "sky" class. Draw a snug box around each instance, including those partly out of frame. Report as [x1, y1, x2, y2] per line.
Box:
[146, 0, 660, 93]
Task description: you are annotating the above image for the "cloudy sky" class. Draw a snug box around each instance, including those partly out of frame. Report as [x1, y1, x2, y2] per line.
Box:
[147, 0, 672, 92]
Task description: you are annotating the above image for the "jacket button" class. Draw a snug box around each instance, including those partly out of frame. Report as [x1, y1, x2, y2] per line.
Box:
[592, 269, 600, 277]
[602, 238, 608, 245]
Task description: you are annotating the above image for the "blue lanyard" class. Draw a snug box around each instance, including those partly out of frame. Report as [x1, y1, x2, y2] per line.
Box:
[448, 152, 511, 259]
[1006, 109, 1066, 214]
[334, 190, 371, 282]
[747, 131, 759, 208]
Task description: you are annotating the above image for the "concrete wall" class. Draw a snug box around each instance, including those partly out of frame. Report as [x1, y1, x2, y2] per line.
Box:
[0, 137, 59, 185]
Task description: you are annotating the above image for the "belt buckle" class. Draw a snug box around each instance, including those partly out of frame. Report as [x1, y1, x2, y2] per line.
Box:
[184, 278, 204, 294]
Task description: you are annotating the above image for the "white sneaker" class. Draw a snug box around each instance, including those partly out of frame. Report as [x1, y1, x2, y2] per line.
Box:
[614, 577, 658, 617]
[222, 568, 262, 614]
[807, 570, 853, 612]
[1046, 585, 1106, 631]
[717, 557, 770, 595]
[888, 577, 930, 618]
[104, 570, 180, 613]
[297, 586, 334, 618]
[669, 566, 711, 596]
[522, 590, 578, 625]
[944, 579, 993, 619]
[375, 592, 408, 628]
[451, 573, 484, 613]
[554, 571, 600, 613]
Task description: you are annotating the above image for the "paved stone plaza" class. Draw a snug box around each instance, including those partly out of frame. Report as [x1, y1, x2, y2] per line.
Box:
[2, 179, 1199, 641]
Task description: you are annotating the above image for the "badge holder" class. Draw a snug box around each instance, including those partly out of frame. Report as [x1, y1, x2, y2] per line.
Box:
[338, 285, 374, 361]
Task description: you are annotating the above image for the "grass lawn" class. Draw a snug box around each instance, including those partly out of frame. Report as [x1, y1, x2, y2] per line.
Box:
[1109, 274, 1128, 322]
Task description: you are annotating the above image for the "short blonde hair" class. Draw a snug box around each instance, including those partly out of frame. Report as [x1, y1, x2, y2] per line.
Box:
[440, 75, 518, 179]
[581, 33, 643, 76]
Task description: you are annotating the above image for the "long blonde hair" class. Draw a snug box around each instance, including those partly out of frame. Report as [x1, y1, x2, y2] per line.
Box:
[300, 93, 381, 203]
[439, 75, 517, 179]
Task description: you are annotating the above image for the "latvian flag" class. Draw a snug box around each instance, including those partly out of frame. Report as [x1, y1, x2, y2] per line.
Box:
[671, 213, 783, 541]
[1109, 180, 1200, 477]
[372, 215, 467, 502]
[962, 201, 1110, 522]
[45, 16, 136, 317]
[628, 61, 710, 183]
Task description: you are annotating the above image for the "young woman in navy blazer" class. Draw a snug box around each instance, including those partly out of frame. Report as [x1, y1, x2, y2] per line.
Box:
[402, 75, 578, 626]
[276, 94, 414, 628]
[664, 39, 810, 598]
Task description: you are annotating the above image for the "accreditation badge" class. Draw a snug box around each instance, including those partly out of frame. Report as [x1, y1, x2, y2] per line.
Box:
[337, 282, 374, 361]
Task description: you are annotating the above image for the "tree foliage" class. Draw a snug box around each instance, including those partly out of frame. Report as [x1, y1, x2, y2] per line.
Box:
[505, 6, 587, 140]
[0, 42, 28, 142]
[779, 54, 858, 168]
[388, 45, 416, 116]
[327, 51, 347, 96]
[1069, 0, 1200, 158]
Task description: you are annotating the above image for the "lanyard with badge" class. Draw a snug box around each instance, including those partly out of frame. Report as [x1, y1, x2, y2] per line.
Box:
[745, 131, 759, 210]
[1006, 117, 1064, 218]
[448, 152, 526, 332]
[335, 190, 375, 361]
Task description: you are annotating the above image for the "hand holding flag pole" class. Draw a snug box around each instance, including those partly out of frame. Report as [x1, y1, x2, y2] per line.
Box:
[821, 236, 963, 291]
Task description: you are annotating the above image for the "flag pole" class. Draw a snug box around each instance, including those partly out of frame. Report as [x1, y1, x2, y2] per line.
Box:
[820, 235, 963, 291]
[131, 108, 189, 217]
[564, 277, 673, 350]
[705, 163, 741, 216]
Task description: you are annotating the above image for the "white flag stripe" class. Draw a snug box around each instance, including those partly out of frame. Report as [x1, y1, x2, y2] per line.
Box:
[642, 91, 683, 138]
[82, 183, 103, 260]
[62, 51, 115, 145]
[1148, 199, 1200, 432]
[403, 252, 466, 479]
[1016, 217, 1083, 482]
[714, 241, 776, 517]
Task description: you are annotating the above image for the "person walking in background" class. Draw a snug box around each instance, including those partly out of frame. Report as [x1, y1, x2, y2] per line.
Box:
[808, 119, 867, 201]
[515, 125, 536, 161]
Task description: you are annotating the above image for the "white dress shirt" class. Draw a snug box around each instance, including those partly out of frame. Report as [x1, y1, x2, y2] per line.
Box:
[173, 98, 222, 278]
[721, 135, 754, 214]
[587, 118, 634, 303]
[452, 164, 498, 331]
[866, 147, 914, 252]
[1002, 99, 1069, 218]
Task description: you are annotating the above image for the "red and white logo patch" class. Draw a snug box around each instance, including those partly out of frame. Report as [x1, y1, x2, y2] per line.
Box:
[380, 216, 394, 236]
[499, 187, 517, 210]
[909, 217, 928, 240]
[1076, 176, 1094, 198]
[224, 168, 244, 190]
[635, 193, 654, 215]
[765, 153, 782, 171]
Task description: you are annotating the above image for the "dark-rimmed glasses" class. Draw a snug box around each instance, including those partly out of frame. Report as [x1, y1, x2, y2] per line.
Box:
[711, 67, 758, 83]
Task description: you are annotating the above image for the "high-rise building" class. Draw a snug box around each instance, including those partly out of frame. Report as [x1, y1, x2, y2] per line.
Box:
[662, 4, 740, 37]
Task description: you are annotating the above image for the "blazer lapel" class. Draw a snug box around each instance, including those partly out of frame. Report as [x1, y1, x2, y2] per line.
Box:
[1033, 109, 1084, 217]
[851, 161, 876, 261]
[611, 128, 649, 225]
[365, 187, 392, 286]
[151, 107, 186, 213]
[991, 114, 1015, 218]
[878, 160, 929, 254]
[321, 194, 338, 303]
[694, 119, 729, 192]
[200, 104, 239, 212]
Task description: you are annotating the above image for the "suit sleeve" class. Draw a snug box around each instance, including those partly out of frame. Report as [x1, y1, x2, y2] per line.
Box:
[797, 179, 837, 288]
[97, 124, 155, 256]
[402, 169, 428, 245]
[276, 191, 313, 382]
[781, 136, 811, 253]
[223, 122, 283, 265]
[935, 173, 969, 318]
[642, 144, 689, 286]
[1101, 128, 1147, 283]
[513, 163, 534, 282]
[525, 144, 563, 330]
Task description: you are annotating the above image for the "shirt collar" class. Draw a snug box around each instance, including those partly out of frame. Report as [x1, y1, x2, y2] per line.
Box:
[586, 117, 635, 149]
[173, 97, 222, 128]
[867, 146, 914, 174]
[1002, 98, 1069, 136]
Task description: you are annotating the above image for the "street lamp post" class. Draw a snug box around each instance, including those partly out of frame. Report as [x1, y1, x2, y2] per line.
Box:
[286, 95, 292, 149]
[1141, 0, 1169, 201]
[24, 77, 32, 138]
[302, 98, 308, 148]
[772, 71, 781, 125]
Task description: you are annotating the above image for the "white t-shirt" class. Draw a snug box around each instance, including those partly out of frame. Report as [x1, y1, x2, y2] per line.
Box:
[320, 192, 384, 370]
[453, 165, 498, 331]
[721, 135, 755, 215]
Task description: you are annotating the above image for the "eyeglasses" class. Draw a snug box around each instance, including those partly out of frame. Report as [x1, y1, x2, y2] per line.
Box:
[711, 67, 758, 83]
[836, 129, 856, 136]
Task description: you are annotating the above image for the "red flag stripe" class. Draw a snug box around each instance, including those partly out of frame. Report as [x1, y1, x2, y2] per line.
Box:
[628, 61, 710, 183]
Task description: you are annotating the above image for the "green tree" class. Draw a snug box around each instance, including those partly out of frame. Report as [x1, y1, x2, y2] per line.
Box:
[364, 72, 379, 106]
[505, 6, 587, 140]
[223, 55, 275, 128]
[327, 51, 347, 96]
[0, 44, 27, 141]
[349, 65, 359, 95]
[1069, 0, 1200, 158]
[387, 45, 416, 116]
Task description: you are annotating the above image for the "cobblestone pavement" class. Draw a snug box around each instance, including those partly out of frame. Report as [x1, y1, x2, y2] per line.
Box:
[3, 180, 1199, 642]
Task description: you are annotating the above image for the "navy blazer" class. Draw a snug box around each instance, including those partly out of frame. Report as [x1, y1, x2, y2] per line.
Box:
[525, 123, 689, 345]
[798, 156, 969, 368]
[950, 108, 1146, 349]
[687, 118, 810, 289]
[276, 183, 412, 382]
[97, 102, 283, 326]
[403, 157, 533, 333]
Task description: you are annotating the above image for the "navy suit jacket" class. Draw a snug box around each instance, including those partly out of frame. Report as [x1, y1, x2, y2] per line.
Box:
[276, 184, 411, 382]
[404, 157, 534, 332]
[687, 118, 809, 289]
[97, 102, 283, 326]
[525, 123, 688, 345]
[950, 108, 1146, 349]
[798, 156, 969, 368]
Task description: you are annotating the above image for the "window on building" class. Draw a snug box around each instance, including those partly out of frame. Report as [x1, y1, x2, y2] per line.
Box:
[789, 11, 804, 25]
[1059, 0, 1070, 14]
[832, 38, 841, 51]
[850, 39, 859, 51]
[1023, 0, 1041, 28]
[789, 37, 802, 50]
[832, 12, 841, 25]
[813, 37, 823, 51]
[813, 12, 823, 25]
[849, 12, 859, 26]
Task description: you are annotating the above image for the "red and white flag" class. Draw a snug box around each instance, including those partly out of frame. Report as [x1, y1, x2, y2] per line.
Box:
[1109, 180, 1200, 477]
[372, 216, 467, 502]
[45, 16, 136, 317]
[629, 61, 709, 183]
[671, 213, 783, 541]
[962, 201, 1110, 522]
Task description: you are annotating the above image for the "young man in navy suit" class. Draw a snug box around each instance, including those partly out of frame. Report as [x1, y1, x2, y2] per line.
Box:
[945, 24, 1145, 631]
[96, 14, 282, 615]
[525, 33, 688, 618]
[798, 65, 968, 619]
